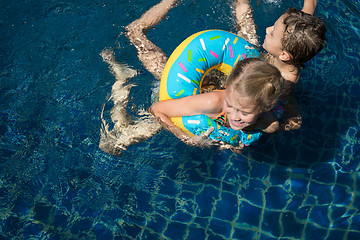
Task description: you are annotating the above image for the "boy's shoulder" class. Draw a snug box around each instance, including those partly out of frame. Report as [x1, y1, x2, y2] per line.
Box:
[262, 53, 300, 84]
[281, 69, 300, 84]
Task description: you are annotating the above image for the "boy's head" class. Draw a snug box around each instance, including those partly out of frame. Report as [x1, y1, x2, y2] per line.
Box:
[263, 7, 327, 66]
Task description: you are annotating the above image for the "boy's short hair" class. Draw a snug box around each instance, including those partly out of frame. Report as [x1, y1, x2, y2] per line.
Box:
[282, 7, 327, 66]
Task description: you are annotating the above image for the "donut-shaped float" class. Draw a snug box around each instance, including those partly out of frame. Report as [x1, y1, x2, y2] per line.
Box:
[159, 30, 262, 146]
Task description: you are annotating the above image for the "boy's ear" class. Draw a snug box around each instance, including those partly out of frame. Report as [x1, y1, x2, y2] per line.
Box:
[279, 51, 292, 62]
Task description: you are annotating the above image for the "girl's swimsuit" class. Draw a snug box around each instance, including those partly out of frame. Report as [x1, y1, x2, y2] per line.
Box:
[212, 111, 258, 144]
[213, 111, 228, 127]
[271, 100, 286, 122]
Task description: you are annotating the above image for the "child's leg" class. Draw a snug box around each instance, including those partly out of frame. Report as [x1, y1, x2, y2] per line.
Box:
[233, 0, 259, 47]
[100, 49, 136, 128]
[126, 0, 179, 80]
[99, 0, 179, 154]
[99, 49, 161, 154]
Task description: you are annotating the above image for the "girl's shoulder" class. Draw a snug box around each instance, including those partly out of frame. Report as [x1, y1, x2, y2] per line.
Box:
[201, 90, 226, 105]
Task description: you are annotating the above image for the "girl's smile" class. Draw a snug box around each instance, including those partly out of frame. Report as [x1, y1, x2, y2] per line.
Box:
[223, 89, 261, 130]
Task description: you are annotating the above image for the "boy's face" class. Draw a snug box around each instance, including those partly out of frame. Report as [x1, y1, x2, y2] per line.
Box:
[263, 14, 286, 57]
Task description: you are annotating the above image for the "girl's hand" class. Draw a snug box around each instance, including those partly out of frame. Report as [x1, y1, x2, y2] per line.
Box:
[182, 127, 215, 147]
[178, 126, 244, 153]
[217, 140, 245, 154]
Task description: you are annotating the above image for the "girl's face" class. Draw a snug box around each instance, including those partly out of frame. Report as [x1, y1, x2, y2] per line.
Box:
[263, 14, 286, 57]
[223, 89, 261, 130]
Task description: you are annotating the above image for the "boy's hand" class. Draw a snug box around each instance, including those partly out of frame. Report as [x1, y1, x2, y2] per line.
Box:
[235, 0, 250, 19]
[302, 0, 317, 15]
[283, 116, 302, 131]
[281, 96, 302, 131]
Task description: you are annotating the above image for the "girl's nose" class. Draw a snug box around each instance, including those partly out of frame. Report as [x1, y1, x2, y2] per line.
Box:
[232, 111, 243, 121]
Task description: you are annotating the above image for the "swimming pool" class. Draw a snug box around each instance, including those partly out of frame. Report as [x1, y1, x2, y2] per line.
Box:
[0, 0, 359, 239]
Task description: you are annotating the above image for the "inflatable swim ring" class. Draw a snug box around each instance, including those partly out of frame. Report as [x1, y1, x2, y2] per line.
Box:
[159, 30, 263, 146]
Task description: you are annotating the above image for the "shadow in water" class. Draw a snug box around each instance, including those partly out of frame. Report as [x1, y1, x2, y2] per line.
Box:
[247, 81, 360, 171]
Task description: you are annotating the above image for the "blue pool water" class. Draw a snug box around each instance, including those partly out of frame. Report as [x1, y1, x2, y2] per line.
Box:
[0, 0, 359, 239]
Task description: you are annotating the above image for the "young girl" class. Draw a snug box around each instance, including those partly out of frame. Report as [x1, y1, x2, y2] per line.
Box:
[150, 57, 284, 147]
[99, 0, 283, 153]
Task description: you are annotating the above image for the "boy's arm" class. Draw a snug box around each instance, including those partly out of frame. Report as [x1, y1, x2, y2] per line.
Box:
[301, 0, 317, 15]
[280, 99, 302, 131]
[235, 0, 250, 21]
[234, 0, 259, 46]
[276, 94, 302, 131]
[255, 111, 280, 133]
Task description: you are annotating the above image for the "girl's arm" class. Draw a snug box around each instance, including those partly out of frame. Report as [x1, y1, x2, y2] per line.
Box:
[150, 91, 224, 142]
[301, 0, 317, 15]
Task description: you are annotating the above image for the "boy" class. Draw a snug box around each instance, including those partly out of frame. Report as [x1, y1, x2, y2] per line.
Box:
[234, 0, 326, 130]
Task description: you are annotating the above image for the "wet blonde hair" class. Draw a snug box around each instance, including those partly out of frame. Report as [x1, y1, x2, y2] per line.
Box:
[226, 58, 284, 111]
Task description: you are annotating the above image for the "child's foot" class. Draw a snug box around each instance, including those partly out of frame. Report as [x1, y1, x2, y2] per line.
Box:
[100, 48, 115, 63]
[100, 48, 137, 82]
